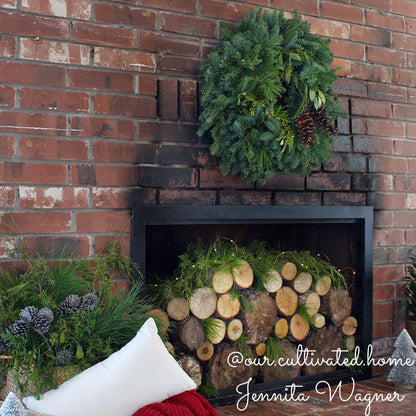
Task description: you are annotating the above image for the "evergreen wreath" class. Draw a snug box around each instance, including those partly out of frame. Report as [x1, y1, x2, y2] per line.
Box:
[198, 8, 345, 184]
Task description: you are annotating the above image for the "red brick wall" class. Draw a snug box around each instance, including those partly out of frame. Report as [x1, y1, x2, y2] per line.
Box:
[0, 0, 415, 366]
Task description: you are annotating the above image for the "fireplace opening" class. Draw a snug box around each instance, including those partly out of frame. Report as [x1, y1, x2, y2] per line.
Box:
[132, 205, 373, 405]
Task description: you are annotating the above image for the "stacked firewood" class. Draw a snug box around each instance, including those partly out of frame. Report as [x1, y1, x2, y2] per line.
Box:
[150, 255, 357, 391]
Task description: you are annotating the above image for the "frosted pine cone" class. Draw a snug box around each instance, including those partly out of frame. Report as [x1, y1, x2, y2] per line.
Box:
[32, 315, 51, 335]
[80, 292, 99, 310]
[58, 294, 81, 316]
[56, 349, 73, 366]
[19, 306, 38, 323]
[11, 320, 30, 337]
[38, 308, 54, 324]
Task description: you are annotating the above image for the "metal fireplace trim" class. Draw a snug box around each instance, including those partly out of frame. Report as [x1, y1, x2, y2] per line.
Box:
[131, 205, 373, 405]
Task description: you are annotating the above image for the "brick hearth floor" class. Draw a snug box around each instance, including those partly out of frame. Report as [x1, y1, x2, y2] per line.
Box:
[215, 377, 416, 415]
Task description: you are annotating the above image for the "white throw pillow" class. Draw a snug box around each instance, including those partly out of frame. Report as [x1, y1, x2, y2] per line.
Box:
[24, 318, 196, 416]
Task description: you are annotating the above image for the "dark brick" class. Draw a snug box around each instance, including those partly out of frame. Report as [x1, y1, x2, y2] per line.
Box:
[129, 188, 157, 205]
[352, 175, 378, 191]
[373, 247, 395, 265]
[353, 137, 394, 154]
[179, 80, 198, 122]
[367, 192, 406, 209]
[324, 155, 367, 172]
[258, 173, 305, 191]
[137, 166, 197, 187]
[306, 173, 351, 191]
[93, 142, 157, 164]
[219, 190, 272, 205]
[199, 169, 252, 189]
[74, 165, 97, 186]
[323, 192, 366, 206]
[395, 246, 414, 263]
[138, 122, 198, 143]
[274, 192, 321, 206]
[329, 136, 351, 152]
[159, 189, 216, 205]
[374, 210, 394, 228]
[160, 56, 201, 77]
[158, 78, 178, 120]
[25, 236, 89, 257]
[158, 145, 212, 166]
[334, 78, 367, 97]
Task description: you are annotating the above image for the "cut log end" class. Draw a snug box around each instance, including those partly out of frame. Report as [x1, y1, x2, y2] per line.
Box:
[167, 297, 189, 321]
[178, 355, 202, 387]
[212, 270, 234, 294]
[260, 339, 301, 382]
[196, 342, 214, 361]
[275, 286, 298, 317]
[189, 287, 217, 320]
[179, 316, 205, 351]
[293, 272, 313, 294]
[326, 288, 353, 327]
[274, 318, 289, 339]
[263, 269, 283, 293]
[206, 318, 226, 345]
[217, 293, 241, 319]
[234, 260, 254, 289]
[315, 275, 332, 296]
[342, 316, 358, 336]
[256, 342, 267, 356]
[227, 318, 243, 341]
[243, 292, 278, 344]
[299, 291, 321, 317]
[280, 262, 297, 281]
[290, 313, 310, 341]
[312, 313, 326, 329]
[304, 326, 343, 376]
[146, 308, 169, 333]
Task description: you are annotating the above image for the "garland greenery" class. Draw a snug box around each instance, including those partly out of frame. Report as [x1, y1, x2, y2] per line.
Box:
[199, 8, 345, 183]
[147, 239, 347, 307]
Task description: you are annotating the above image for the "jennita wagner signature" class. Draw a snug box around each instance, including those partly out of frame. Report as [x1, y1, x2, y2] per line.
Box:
[227, 344, 415, 369]
[236, 377, 405, 415]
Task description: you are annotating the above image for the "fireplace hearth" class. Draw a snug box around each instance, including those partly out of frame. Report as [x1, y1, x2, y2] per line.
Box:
[132, 205, 373, 405]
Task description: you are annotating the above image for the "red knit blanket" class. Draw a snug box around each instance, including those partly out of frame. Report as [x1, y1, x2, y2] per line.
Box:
[132, 390, 218, 416]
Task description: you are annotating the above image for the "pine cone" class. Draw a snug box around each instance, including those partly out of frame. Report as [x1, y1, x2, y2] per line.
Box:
[310, 105, 337, 136]
[19, 306, 39, 323]
[80, 292, 99, 310]
[56, 349, 73, 366]
[11, 320, 30, 337]
[295, 109, 316, 147]
[32, 315, 51, 335]
[38, 308, 54, 324]
[58, 294, 81, 316]
[0, 336, 10, 352]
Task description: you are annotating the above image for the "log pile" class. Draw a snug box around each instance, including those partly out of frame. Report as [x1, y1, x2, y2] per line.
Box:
[151, 246, 358, 392]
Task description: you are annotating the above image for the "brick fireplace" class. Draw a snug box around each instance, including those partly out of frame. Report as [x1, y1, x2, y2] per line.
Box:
[0, 0, 414, 376]
[132, 204, 373, 403]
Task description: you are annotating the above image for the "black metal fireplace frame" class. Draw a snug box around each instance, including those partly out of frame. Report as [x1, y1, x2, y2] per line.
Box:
[131, 205, 373, 405]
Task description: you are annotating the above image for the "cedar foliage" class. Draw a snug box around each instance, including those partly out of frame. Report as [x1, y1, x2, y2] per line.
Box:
[199, 8, 345, 183]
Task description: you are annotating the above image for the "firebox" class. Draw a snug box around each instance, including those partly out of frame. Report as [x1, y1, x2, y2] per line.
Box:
[132, 205, 373, 405]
